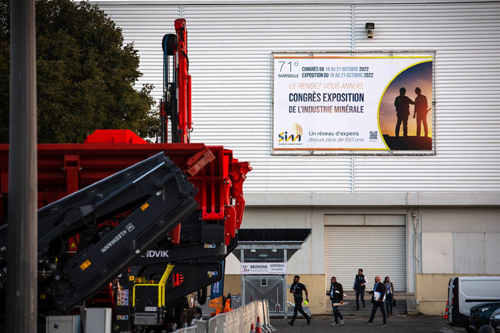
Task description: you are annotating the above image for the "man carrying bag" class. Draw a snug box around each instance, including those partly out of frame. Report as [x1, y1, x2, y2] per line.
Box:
[288, 275, 311, 326]
[365, 276, 388, 327]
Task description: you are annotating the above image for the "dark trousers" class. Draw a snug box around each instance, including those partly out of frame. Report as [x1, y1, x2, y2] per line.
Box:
[355, 289, 365, 310]
[368, 301, 387, 324]
[290, 297, 308, 323]
[385, 293, 393, 314]
[416, 114, 428, 137]
[332, 302, 343, 324]
[395, 116, 408, 137]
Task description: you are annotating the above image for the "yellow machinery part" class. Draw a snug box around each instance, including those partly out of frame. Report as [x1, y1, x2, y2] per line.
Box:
[132, 264, 175, 307]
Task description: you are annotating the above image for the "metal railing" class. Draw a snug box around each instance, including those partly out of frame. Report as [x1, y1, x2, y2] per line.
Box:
[173, 299, 275, 333]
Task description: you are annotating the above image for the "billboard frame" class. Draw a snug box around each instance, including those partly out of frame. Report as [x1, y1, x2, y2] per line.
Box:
[271, 51, 436, 156]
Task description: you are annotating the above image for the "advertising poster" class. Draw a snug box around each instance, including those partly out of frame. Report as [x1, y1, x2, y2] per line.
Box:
[240, 263, 287, 275]
[272, 53, 434, 154]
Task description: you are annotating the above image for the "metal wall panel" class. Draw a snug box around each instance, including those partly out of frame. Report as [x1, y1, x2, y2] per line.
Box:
[453, 233, 486, 274]
[485, 233, 500, 274]
[94, 1, 500, 193]
[353, 3, 500, 192]
[421, 232, 453, 274]
[324, 224, 407, 291]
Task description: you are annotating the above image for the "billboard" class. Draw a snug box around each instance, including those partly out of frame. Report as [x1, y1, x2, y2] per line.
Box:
[272, 53, 434, 154]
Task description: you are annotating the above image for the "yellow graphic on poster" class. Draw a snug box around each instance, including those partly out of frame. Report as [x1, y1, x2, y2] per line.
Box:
[272, 53, 434, 153]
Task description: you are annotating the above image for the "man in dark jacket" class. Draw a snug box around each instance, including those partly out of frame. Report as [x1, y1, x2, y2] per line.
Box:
[365, 276, 388, 326]
[353, 268, 368, 311]
[288, 275, 311, 326]
[328, 276, 344, 326]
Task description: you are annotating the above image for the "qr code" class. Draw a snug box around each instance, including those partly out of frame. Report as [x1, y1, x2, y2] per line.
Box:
[370, 131, 378, 140]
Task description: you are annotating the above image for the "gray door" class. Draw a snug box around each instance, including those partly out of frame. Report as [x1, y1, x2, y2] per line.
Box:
[324, 225, 407, 291]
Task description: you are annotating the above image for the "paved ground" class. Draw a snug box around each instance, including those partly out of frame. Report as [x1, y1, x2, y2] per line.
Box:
[270, 315, 467, 333]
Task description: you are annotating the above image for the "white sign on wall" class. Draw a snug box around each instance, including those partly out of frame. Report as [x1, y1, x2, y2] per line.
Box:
[272, 53, 434, 153]
[240, 263, 287, 275]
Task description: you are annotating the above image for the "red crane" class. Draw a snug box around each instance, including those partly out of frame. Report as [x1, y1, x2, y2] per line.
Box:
[0, 19, 251, 331]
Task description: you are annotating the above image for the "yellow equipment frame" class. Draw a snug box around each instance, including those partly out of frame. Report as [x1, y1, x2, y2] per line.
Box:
[132, 264, 175, 307]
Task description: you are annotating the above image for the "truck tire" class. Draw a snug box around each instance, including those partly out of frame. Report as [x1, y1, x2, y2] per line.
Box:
[197, 286, 208, 305]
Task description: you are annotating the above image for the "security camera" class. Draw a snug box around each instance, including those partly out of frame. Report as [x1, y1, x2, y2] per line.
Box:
[365, 22, 375, 30]
[365, 22, 375, 39]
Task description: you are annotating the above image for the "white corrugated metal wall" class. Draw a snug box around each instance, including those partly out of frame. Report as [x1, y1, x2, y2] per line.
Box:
[97, 4, 180, 96]
[354, 3, 500, 192]
[95, 1, 500, 193]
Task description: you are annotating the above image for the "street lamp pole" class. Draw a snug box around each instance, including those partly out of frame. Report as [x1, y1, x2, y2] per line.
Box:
[6, 0, 38, 331]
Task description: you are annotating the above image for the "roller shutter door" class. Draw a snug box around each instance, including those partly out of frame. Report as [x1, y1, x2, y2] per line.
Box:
[324, 226, 406, 291]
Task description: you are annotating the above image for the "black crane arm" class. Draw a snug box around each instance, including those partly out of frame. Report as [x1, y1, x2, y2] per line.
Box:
[0, 152, 200, 314]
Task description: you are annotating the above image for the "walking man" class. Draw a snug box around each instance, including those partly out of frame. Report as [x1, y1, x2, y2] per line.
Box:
[329, 276, 344, 326]
[353, 268, 368, 311]
[288, 275, 311, 326]
[365, 276, 388, 326]
[394, 87, 415, 137]
[413, 87, 430, 137]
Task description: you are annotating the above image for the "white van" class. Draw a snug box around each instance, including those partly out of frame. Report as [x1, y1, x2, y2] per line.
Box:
[447, 276, 500, 329]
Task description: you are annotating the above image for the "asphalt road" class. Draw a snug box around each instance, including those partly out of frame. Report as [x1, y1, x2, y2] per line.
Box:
[270, 315, 467, 333]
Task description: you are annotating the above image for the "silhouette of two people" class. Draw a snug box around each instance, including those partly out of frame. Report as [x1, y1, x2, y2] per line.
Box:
[394, 87, 430, 137]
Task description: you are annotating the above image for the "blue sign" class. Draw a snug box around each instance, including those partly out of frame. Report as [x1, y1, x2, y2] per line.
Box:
[210, 260, 225, 300]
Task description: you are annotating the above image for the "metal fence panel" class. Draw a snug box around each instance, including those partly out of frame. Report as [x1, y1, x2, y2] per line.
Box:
[192, 319, 207, 332]
[231, 295, 242, 310]
[178, 300, 270, 333]
[265, 299, 276, 332]
[173, 326, 198, 333]
[208, 316, 217, 333]
[216, 313, 226, 333]
[225, 310, 235, 332]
